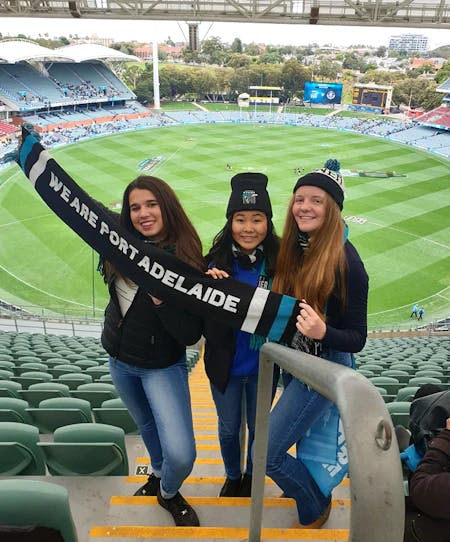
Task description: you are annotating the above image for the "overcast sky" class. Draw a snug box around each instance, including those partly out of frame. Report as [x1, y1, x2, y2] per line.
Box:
[1, 17, 449, 50]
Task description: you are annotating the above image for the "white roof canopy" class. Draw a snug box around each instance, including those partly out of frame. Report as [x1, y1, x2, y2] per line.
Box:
[0, 39, 140, 63]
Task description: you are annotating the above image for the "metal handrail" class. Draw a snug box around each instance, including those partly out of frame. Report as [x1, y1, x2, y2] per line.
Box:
[249, 342, 405, 542]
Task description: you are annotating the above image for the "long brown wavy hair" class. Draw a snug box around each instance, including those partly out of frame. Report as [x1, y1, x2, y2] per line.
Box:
[102, 175, 204, 281]
[272, 192, 347, 319]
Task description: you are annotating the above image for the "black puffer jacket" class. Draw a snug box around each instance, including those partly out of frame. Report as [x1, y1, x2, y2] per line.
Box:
[101, 278, 203, 369]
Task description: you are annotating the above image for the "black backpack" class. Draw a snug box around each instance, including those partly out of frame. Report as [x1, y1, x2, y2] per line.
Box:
[409, 391, 450, 456]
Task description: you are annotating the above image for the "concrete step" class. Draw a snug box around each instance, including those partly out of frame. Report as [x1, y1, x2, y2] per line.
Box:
[88, 354, 352, 541]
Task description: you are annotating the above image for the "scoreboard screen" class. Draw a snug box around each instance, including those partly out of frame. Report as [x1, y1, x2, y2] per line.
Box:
[304, 82, 343, 105]
[352, 87, 389, 108]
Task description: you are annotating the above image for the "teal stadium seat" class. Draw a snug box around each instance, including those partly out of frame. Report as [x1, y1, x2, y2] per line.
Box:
[396, 386, 420, 402]
[38, 422, 129, 476]
[0, 379, 22, 398]
[0, 422, 46, 475]
[70, 382, 118, 408]
[0, 397, 33, 424]
[18, 382, 71, 407]
[386, 401, 411, 428]
[369, 376, 402, 396]
[0, 479, 78, 542]
[26, 397, 92, 433]
[93, 398, 138, 434]
[58, 373, 94, 389]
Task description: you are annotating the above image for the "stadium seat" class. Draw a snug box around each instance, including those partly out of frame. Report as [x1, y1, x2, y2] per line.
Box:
[93, 398, 138, 434]
[12, 370, 53, 389]
[49, 364, 82, 379]
[0, 368, 13, 380]
[0, 354, 14, 363]
[0, 479, 78, 542]
[0, 422, 46, 475]
[396, 386, 420, 402]
[26, 397, 92, 433]
[85, 365, 110, 379]
[386, 401, 411, 428]
[0, 397, 33, 424]
[0, 379, 22, 398]
[381, 369, 411, 385]
[70, 382, 118, 407]
[0, 360, 15, 371]
[73, 359, 99, 370]
[39, 423, 129, 475]
[414, 369, 444, 379]
[369, 376, 402, 397]
[58, 373, 94, 389]
[13, 361, 49, 375]
[18, 382, 71, 407]
[408, 376, 442, 387]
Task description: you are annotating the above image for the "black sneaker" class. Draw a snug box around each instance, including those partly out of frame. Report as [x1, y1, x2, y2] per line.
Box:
[157, 488, 200, 526]
[238, 473, 252, 497]
[219, 476, 242, 497]
[134, 473, 160, 496]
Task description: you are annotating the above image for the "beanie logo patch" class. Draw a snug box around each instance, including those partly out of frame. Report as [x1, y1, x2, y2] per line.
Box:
[242, 190, 258, 205]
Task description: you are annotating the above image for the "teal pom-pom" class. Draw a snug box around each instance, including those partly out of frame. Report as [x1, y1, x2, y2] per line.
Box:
[324, 158, 340, 172]
[23, 123, 41, 142]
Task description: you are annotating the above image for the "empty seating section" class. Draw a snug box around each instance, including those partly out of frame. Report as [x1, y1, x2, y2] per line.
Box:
[355, 336, 450, 421]
[0, 330, 201, 475]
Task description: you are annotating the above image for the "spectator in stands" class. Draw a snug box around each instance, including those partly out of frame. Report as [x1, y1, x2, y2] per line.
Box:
[265, 159, 369, 528]
[99, 175, 204, 527]
[403, 389, 450, 542]
[203, 172, 280, 498]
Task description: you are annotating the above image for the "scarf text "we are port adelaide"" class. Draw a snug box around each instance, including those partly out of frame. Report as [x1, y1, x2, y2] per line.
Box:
[18, 126, 298, 342]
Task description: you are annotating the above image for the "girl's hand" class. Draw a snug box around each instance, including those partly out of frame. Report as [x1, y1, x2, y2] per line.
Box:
[206, 267, 229, 280]
[296, 300, 326, 340]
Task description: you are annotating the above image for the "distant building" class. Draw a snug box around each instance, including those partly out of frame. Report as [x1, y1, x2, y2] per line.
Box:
[134, 43, 184, 61]
[388, 34, 428, 54]
[410, 58, 445, 72]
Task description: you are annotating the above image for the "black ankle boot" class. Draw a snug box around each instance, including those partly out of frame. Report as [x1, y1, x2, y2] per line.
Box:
[219, 476, 242, 497]
[238, 473, 252, 497]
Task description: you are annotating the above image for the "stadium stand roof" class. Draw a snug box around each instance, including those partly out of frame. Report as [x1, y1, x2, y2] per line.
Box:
[56, 43, 140, 63]
[0, 39, 140, 64]
[437, 78, 450, 93]
[0, 39, 73, 63]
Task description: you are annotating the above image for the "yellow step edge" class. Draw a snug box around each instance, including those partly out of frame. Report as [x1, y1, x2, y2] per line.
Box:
[137, 457, 225, 465]
[110, 496, 351, 509]
[90, 525, 349, 539]
[125, 476, 350, 488]
[125, 476, 277, 485]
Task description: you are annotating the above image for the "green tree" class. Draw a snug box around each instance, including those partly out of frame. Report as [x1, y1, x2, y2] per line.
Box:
[231, 38, 243, 54]
[201, 36, 226, 65]
[280, 60, 310, 98]
[393, 78, 440, 110]
[226, 53, 251, 69]
[435, 60, 450, 84]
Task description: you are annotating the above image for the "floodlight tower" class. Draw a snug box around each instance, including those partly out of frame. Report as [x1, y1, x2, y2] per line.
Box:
[152, 41, 160, 110]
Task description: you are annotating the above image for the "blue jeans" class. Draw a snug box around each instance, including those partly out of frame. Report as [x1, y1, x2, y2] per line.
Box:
[265, 348, 353, 524]
[210, 373, 258, 479]
[109, 356, 196, 498]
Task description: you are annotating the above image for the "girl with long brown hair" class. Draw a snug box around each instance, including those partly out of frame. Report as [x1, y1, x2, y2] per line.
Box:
[100, 175, 204, 527]
[265, 160, 369, 528]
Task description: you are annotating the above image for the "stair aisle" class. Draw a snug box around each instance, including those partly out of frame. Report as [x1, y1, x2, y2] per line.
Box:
[89, 352, 351, 541]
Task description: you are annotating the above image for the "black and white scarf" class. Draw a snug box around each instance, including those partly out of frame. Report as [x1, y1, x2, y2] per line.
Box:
[18, 126, 298, 343]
